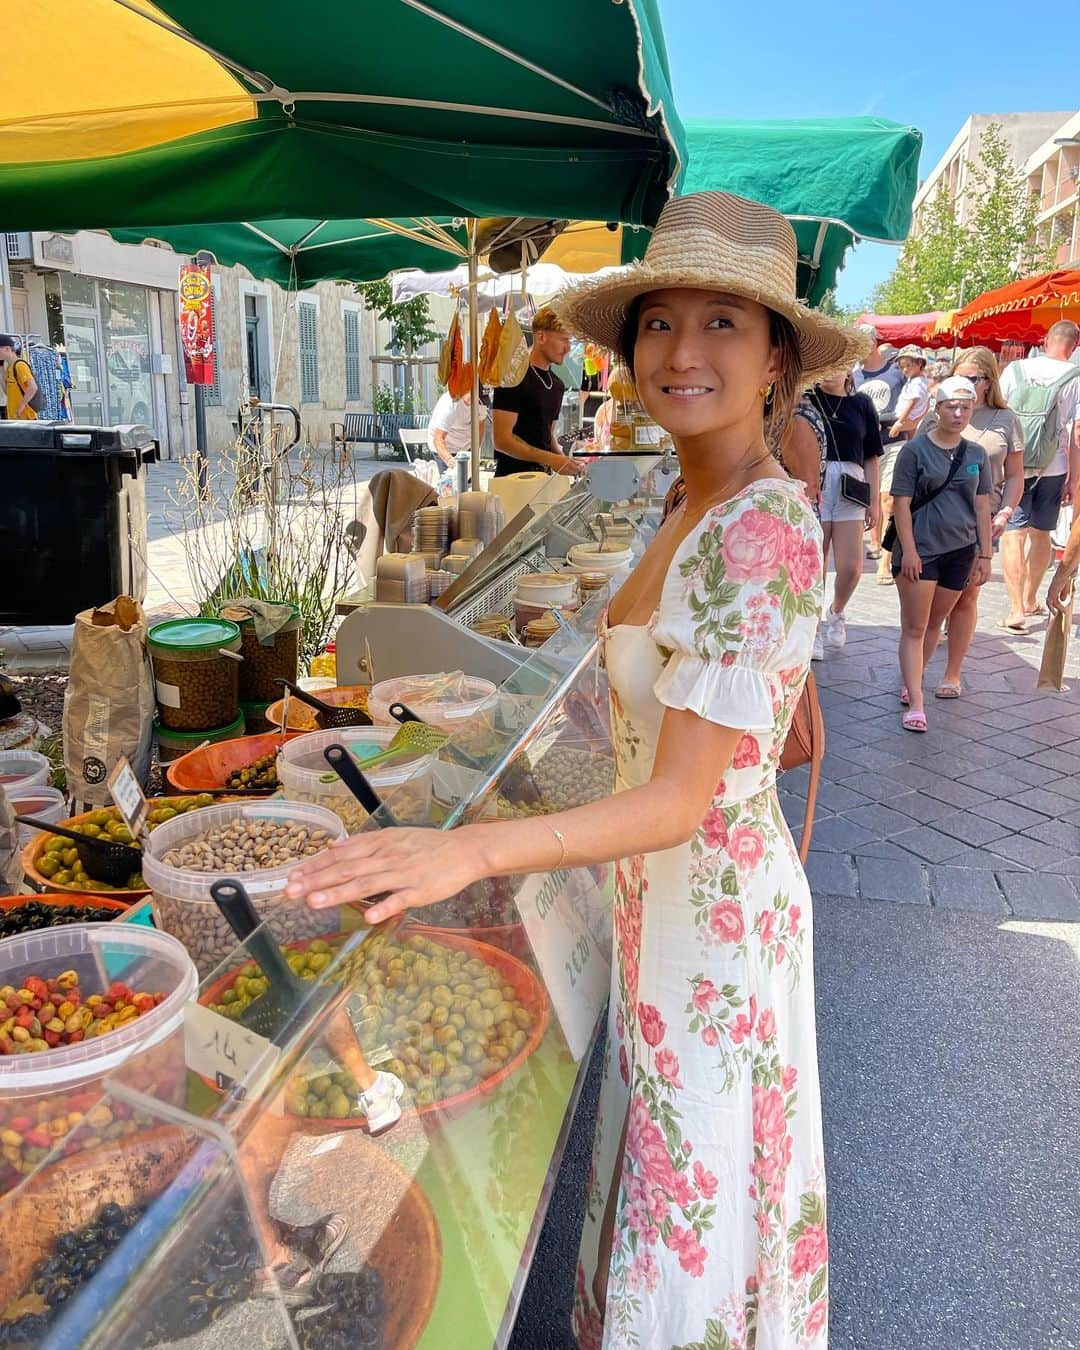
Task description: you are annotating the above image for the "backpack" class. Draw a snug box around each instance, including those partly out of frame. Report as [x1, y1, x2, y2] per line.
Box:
[1008, 362, 1080, 472]
[11, 358, 44, 415]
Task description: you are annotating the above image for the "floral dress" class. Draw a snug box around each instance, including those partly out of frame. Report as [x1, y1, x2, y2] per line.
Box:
[573, 479, 829, 1350]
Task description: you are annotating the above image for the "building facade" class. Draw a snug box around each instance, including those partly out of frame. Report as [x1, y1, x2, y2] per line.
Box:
[1, 230, 406, 457]
[1024, 111, 1080, 270]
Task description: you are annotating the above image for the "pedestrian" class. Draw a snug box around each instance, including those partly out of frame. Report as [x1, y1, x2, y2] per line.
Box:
[927, 358, 952, 400]
[998, 320, 1080, 631]
[806, 371, 883, 659]
[491, 306, 583, 477]
[284, 189, 870, 1349]
[917, 348, 1025, 695]
[0, 335, 38, 421]
[891, 376, 992, 731]
[852, 324, 904, 418]
[426, 387, 486, 491]
[875, 346, 932, 583]
[781, 393, 826, 505]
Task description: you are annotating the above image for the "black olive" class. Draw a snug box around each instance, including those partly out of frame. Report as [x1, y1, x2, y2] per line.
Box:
[46, 1281, 72, 1306]
[99, 1202, 124, 1225]
[54, 1233, 77, 1256]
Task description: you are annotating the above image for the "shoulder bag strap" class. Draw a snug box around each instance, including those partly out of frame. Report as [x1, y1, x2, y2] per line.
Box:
[910, 441, 966, 517]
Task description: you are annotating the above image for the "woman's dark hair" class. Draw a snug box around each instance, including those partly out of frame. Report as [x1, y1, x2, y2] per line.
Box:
[619, 296, 801, 451]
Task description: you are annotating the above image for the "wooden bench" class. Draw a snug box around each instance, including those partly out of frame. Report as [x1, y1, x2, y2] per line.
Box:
[330, 412, 429, 460]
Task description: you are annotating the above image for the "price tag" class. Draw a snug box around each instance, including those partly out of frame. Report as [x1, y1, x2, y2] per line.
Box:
[515, 866, 610, 1061]
[107, 755, 150, 839]
[183, 1002, 280, 1098]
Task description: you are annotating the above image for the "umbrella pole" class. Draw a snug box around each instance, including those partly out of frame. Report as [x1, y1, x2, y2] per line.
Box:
[468, 219, 481, 489]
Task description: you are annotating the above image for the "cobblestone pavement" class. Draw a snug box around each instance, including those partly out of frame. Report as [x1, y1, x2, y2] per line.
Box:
[783, 551, 1080, 923]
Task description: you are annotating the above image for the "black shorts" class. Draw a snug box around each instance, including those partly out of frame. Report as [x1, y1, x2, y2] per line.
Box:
[1007, 474, 1066, 532]
[892, 542, 977, 590]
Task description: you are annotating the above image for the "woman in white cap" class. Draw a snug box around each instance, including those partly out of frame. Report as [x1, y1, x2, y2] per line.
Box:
[284, 191, 868, 1348]
[890, 376, 993, 731]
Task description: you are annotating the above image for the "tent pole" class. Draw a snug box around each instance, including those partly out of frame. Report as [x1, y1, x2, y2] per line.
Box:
[468, 219, 480, 489]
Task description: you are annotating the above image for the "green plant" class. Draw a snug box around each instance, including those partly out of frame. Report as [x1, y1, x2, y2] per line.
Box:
[372, 384, 417, 416]
[353, 279, 438, 355]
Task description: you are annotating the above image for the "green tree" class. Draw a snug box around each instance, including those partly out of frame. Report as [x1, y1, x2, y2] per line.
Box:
[353, 279, 438, 354]
[872, 122, 1053, 315]
[817, 289, 862, 323]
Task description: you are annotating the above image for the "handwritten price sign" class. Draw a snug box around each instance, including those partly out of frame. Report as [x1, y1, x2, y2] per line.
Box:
[183, 1003, 280, 1097]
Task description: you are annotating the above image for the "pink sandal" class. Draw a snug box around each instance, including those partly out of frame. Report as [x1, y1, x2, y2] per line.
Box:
[902, 709, 927, 732]
[900, 687, 910, 706]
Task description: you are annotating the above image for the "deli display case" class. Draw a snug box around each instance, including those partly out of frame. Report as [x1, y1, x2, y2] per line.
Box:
[0, 592, 626, 1349]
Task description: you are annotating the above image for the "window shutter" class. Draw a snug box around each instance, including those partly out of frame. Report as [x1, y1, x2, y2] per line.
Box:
[344, 309, 362, 402]
[298, 301, 319, 403]
[205, 287, 222, 406]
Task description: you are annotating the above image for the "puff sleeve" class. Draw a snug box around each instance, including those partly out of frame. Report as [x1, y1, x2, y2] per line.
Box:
[651, 485, 823, 731]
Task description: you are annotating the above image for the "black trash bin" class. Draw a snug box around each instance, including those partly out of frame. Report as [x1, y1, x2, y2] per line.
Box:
[0, 422, 159, 625]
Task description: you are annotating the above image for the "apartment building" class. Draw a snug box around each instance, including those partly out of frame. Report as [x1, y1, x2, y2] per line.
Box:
[911, 112, 1072, 232]
[1025, 111, 1080, 269]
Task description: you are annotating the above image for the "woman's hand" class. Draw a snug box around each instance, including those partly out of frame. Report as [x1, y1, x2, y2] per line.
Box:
[901, 548, 922, 581]
[1047, 565, 1076, 616]
[284, 827, 487, 924]
[865, 499, 881, 533]
[970, 556, 992, 587]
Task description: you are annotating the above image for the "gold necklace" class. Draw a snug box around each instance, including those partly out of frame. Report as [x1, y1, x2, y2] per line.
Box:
[677, 449, 776, 524]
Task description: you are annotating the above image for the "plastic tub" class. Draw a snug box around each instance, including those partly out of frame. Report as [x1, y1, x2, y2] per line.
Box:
[148, 617, 243, 732]
[0, 923, 197, 1189]
[155, 713, 246, 766]
[368, 673, 498, 757]
[141, 799, 348, 976]
[221, 604, 301, 705]
[513, 595, 580, 637]
[277, 726, 437, 833]
[0, 750, 50, 793]
[567, 542, 634, 575]
[7, 785, 67, 846]
[514, 572, 578, 607]
[264, 684, 370, 733]
[166, 730, 302, 796]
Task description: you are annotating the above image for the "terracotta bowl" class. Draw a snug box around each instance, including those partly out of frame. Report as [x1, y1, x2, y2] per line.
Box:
[164, 730, 303, 795]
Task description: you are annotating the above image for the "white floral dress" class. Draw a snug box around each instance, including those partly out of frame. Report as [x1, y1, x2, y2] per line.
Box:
[573, 480, 829, 1350]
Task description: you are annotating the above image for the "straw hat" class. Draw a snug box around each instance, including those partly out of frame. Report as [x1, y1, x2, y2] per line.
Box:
[556, 192, 870, 384]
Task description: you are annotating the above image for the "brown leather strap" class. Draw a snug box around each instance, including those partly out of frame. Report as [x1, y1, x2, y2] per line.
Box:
[798, 670, 826, 863]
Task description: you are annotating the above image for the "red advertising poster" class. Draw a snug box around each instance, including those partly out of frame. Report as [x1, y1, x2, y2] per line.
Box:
[178, 264, 215, 385]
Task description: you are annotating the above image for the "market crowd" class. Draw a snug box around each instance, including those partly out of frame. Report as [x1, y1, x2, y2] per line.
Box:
[783, 318, 1080, 731]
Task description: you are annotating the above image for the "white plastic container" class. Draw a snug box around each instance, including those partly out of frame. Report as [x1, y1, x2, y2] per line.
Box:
[514, 572, 579, 607]
[141, 799, 348, 976]
[0, 923, 197, 1175]
[277, 726, 437, 833]
[7, 785, 67, 847]
[566, 542, 634, 576]
[368, 673, 499, 758]
[0, 749, 51, 794]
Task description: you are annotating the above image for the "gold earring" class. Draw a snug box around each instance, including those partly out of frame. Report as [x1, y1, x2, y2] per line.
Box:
[759, 383, 774, 399]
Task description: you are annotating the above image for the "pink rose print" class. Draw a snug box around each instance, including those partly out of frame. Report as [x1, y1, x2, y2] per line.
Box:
[619, 1043, 630, 1085]
[752, 1084, 788, 1151]
[806, 1299, 828, 1338]
[721, 508, 788, 583]
[638, 1003, 666, 1047]
[683, 1140, 693, 1155]
[785, 528, 821, 595]
[709, 899, 745, 944]
[789, 904, 802, 936]
[656, 1048, 682, 1087]
[758, 910, 777, 944]
[627, 1096, 676, 1194]
[730, 1013, 753, 1045]
[781, 1064, 798, 1092]
[671, 1170, 697, 1208]
[691, 979, 721, 1013]
[701, 1025, 720, 1047]
[732, 733, 761, 769]
[791, 1223, 829, 1279]
[647, 1184, 670, 1228]
[693, 1161, 718, 1199]
[756, 1008, 777, 1043]
[775, 942, 787, 965]
[666, 1224, 707, 1278]
[702, 806, 729, 851]
[628, 1250, 660, 1295]
[729, 825, 766, 875]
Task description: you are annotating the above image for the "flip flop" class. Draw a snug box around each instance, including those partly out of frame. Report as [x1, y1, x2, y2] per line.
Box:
[935, 681, 962, 699]
[902, 710, 928, 733]
[1025, 605, 1049, 617]
[900, 687, 910, 706]
[996, 618, 1028, 634]
[877, 573, 895, 586]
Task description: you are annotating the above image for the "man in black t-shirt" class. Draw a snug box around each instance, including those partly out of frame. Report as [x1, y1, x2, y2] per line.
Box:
[491, 307, 584, 478]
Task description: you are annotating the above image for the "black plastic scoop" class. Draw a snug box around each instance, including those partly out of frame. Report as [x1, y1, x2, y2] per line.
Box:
[18, 816, 142, 886]
[275, 677, 372, 729]
[210, 878, 381, 1091]
[322, 744, 401, 828]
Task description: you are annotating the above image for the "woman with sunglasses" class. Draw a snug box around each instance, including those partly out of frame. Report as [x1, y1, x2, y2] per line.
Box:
[916, 348, 1024, 697]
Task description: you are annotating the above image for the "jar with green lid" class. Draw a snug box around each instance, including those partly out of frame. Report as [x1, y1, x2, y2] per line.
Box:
[148, 619, 243, 733]
[219, 603, 301, 704]
[155, 713, 246, 767]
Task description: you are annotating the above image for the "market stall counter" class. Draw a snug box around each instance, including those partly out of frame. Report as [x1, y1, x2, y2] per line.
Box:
[0, 601, 623, 1349]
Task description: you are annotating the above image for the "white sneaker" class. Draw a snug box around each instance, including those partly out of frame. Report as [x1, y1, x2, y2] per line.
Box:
[812, 631, 825, 662]
[824, 608, 846, 649]
[358, 1070, 405, 1134]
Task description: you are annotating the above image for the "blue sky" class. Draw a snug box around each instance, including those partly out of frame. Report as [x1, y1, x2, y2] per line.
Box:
[660, 0, 1080, 309]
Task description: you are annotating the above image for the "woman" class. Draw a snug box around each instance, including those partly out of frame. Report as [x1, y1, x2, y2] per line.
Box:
[285, 191, 868, 1348]
[918, 347, 1024, 696]
[806, 372, 882, 658]
[891, 376, 992, 731]
[875, 347, 931, 583]
[781, 393, 826, 505]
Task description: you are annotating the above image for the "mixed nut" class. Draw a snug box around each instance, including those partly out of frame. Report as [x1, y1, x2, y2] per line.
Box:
[497, 746, 614, 817]
[160, 817, 332, 872]
[0, 974, 164, 1056]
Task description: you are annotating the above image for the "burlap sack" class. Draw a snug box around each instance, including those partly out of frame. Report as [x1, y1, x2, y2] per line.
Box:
[63, 598, 155, 805]
[0, 785, 23, 895]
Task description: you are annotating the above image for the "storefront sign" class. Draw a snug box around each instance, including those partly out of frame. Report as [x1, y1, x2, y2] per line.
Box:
[178, 263, 215, 385]
[515, 866, 609, 1060]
